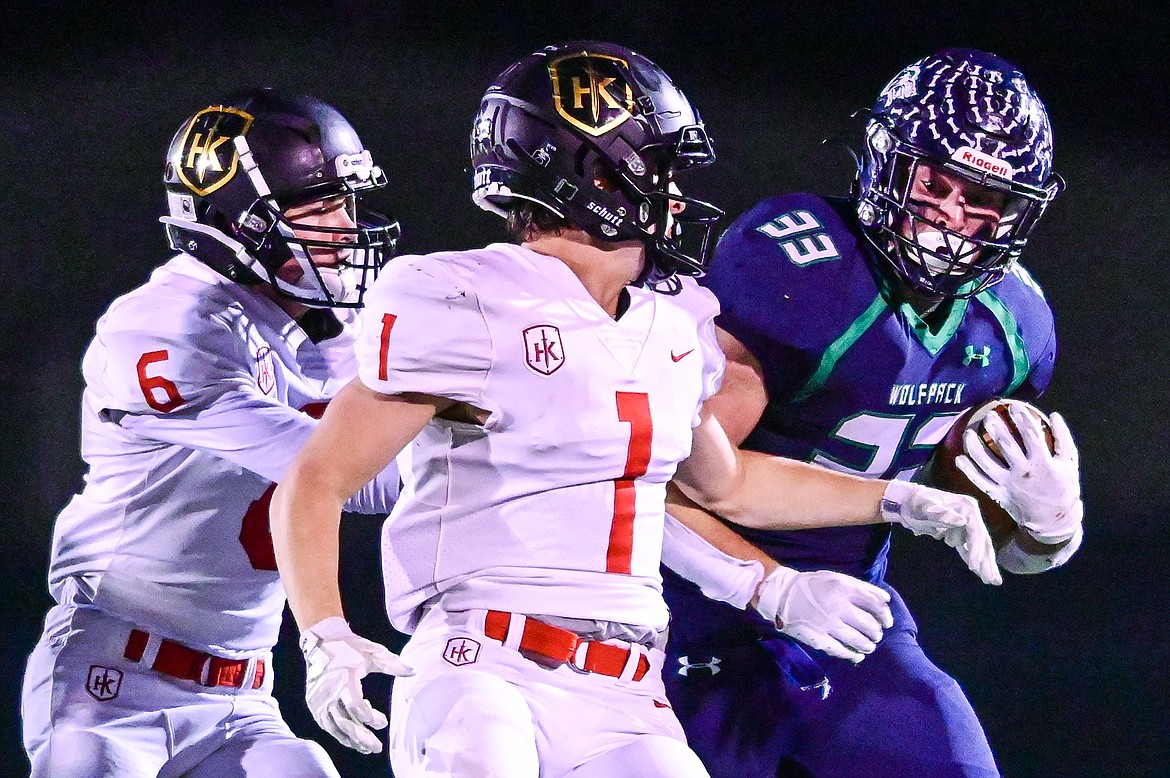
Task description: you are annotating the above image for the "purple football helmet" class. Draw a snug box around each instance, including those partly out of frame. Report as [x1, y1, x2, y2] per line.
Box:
[161, 89, 400, 308]
[470, 41, 724, 281]
[856, 48, 1063, 297]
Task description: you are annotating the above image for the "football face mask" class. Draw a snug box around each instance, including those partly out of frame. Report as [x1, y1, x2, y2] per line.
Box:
[881, 155, 1039, 294]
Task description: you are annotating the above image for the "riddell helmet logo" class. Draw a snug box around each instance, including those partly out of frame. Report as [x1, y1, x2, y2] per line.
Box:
[174, 106, 255, 196]
[953, 146, 1015, 180]
[549, 52, 636, 137]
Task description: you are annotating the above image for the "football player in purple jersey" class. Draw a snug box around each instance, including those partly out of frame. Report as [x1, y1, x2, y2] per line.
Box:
[661, 49, 1084, 778]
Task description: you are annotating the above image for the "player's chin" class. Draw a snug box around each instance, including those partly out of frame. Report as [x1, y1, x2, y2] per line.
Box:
[308, 248, 352, 266]
[595, 234, 645, 252]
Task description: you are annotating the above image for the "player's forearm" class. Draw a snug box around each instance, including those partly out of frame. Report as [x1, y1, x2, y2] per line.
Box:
[663, 485, 775, 609]
[706, 450, 888, 530]
[666, 483, 779, 571]
[270, 471, 348, 630]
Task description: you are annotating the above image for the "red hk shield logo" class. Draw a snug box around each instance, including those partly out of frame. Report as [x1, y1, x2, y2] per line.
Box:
[523, 325, 565, 375]
[86, 665, 123, 701]
[443, 637, 481, 667]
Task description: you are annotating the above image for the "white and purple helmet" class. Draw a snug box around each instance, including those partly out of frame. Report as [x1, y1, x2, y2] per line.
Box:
[856, 48, 1063, 297]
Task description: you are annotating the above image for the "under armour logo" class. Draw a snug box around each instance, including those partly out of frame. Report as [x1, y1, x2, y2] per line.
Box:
[964, 345, 991, 367]
[801, 677, 832, 700]
[677, 655, 721, 676]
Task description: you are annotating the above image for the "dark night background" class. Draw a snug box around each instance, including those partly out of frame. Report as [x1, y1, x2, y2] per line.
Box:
[2, 2, 1167, 776]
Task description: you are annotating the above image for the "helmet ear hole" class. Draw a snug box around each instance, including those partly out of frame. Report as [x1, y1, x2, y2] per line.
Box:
[591, 162, 621, 193]
[572, 145, 590, 179]
[211, 210, 234, 236]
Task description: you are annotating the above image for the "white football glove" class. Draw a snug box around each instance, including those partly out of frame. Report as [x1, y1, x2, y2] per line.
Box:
[755, 566, 894, 664]
[299, 617, 414, 754]
[997, 524, 1084, 574]
[956, 407, 1083, 545]
[880, 479, 1002, 586]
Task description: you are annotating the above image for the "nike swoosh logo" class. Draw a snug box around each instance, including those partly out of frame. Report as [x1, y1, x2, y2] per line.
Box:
[671, 349, 695, 363]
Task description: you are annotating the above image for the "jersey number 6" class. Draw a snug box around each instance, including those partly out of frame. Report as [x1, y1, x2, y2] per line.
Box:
[136, 350, 185, 413]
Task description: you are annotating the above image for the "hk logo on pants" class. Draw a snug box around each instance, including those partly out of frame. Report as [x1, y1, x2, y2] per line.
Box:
[443, 637, 481, 667]
[86, 666, 123, 701]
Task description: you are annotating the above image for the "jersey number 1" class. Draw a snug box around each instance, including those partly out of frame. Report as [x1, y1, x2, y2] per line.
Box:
[610, 392, 653, 574]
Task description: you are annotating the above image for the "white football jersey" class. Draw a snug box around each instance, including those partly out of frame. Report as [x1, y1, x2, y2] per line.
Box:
[356, 243, 725, 633]
[49, 254, 398, 656]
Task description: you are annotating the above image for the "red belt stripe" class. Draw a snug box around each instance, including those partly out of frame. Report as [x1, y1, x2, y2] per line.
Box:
[124, 629, 264, 690]
[483, 610, 650, 682]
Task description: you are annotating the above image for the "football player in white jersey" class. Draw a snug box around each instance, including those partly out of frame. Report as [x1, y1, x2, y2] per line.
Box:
[21, 89, 402, 778]
[270, 43, 1002, 778]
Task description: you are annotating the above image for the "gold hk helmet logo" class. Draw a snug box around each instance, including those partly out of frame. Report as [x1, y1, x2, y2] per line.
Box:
[174, 106, 255, 196]
[549, 52, 636, 137]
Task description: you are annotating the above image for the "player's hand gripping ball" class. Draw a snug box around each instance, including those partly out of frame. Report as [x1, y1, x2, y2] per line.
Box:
[928, 398, 1056, 546]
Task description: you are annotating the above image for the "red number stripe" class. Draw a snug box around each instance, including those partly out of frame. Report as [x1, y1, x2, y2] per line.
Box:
[609, 392, 653, 574]
[378, 313, 397, 381]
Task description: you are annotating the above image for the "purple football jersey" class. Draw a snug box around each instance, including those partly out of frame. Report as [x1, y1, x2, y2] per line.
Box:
[699, 192, 1056, 579]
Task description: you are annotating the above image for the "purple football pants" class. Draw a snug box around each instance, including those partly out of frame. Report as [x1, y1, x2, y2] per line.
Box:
[663, 580, 999, 778]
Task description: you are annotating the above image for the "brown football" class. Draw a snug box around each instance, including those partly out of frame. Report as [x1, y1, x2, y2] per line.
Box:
[926, 398, 1056, 548]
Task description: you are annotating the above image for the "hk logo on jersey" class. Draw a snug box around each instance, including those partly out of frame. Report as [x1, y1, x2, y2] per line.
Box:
[174, 105, 255, 196]
[964, 345, 991, 367]
[523, 324, 565, 375]
[443, 637, 481, 667]
[676, 655, 721, 676]
[548, 52, 636, 137]
[86, 665, 123, 701]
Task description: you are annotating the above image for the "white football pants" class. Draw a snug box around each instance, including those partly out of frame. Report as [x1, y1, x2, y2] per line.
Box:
[22, 604, 338, 778]
[388, 607, 710, 778]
